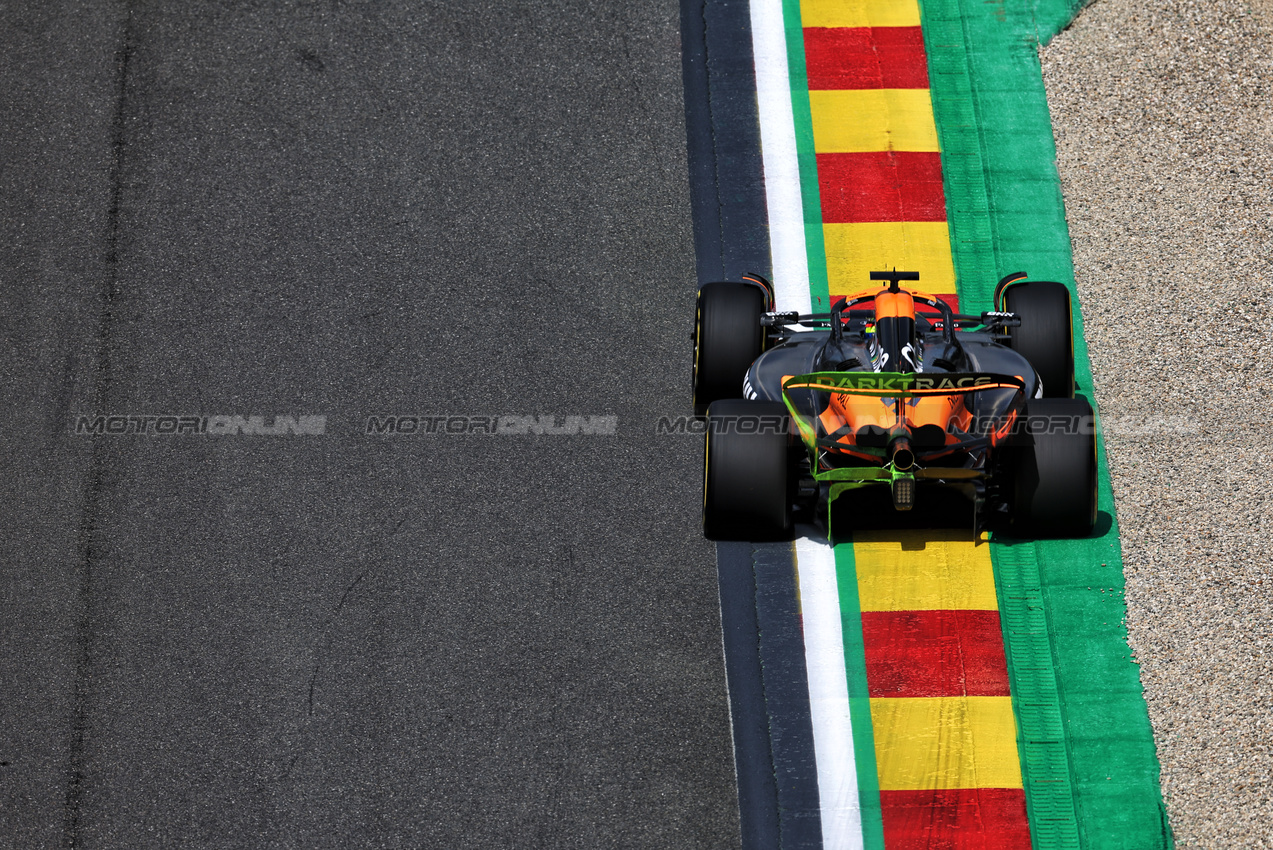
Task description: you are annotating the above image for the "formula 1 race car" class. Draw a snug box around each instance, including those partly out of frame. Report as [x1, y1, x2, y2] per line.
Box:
[693, 270, 1097, 541]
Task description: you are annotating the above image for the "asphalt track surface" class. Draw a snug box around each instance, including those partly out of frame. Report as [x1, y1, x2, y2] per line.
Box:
[0, 2, 740, 847]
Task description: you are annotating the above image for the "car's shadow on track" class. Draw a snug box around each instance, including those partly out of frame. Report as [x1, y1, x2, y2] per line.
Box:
[805, 490, 1114, 544]
[819, 488, 978, 543]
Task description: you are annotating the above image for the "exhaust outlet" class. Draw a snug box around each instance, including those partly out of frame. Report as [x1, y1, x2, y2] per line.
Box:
[890, 438, 915, 471]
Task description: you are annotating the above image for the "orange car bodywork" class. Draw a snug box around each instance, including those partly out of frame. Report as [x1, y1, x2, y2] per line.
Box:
[819, 395, 974, 461]
[814, 286, 1013, 463]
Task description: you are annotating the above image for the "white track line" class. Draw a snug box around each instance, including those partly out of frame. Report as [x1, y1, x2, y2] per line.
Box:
[794, 537, 864, 850]
[750, 0, 812, 317]
[752, 1, 862, 844]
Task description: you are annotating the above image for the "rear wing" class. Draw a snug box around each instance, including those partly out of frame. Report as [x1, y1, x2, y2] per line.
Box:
[781, 371, 1026, 398]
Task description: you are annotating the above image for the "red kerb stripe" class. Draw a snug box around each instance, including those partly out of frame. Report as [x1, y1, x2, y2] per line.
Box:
[861, 609, 1010, 697]
[880, 788, 1031, 849]
[804, 27, 929, 90]
[818, 151, 946, 224]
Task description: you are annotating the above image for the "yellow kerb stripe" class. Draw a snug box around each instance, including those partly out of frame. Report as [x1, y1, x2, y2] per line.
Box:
[801, 0, 922, 28]
[871, 696, 1024, 790]
[854, 530, 996, 611]
[809, 89, 939, 153]
[824, 222, 957, 297]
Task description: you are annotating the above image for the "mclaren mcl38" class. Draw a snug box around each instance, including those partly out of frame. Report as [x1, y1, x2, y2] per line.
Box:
[693, 270, 1097, 541]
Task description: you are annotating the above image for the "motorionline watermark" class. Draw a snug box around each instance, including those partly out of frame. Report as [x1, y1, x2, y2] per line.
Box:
[655, 413, 1212, 438]
[365, 414, 618, 436]
[73, 414, 327, 436]
[69, 413, 619, 437]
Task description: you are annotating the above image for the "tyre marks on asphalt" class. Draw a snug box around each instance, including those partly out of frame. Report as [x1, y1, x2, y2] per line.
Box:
[6, 1, 737, 846]
[65, 7, 136, 847]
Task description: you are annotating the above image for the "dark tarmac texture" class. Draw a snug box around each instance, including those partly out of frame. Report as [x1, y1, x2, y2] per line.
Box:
[0, 2, 737, 847]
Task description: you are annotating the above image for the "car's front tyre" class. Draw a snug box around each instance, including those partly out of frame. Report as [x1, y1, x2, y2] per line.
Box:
[693, 282, 767, 417]
[1002, 280, 1075, 398]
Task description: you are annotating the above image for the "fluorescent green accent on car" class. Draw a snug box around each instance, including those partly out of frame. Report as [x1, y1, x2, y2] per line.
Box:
[782, 370, 1023, 396]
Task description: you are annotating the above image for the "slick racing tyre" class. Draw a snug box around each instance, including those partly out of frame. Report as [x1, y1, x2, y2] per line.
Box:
[693, 282, 766, 417]
[1002, 280, 1075, 398]
[703, 399, 793, 541]
[1010, 397, 1097, 537]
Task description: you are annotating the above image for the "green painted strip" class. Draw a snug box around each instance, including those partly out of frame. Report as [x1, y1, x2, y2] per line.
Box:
[1032, 0, 1094, 45]
[993, 541, 1082, 848]
[780, 0, 831, 310]
[917, 8, 997, 298]
[919, 0, 1173, 846]
[831, 543, 886, 850]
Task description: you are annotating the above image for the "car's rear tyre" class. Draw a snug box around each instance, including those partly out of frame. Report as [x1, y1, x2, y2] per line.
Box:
[693, 282, 766, 417]
[1010, 398, 1097, 537]
[1002, 280, 1075, 398]
[703, 399, 793, 541]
